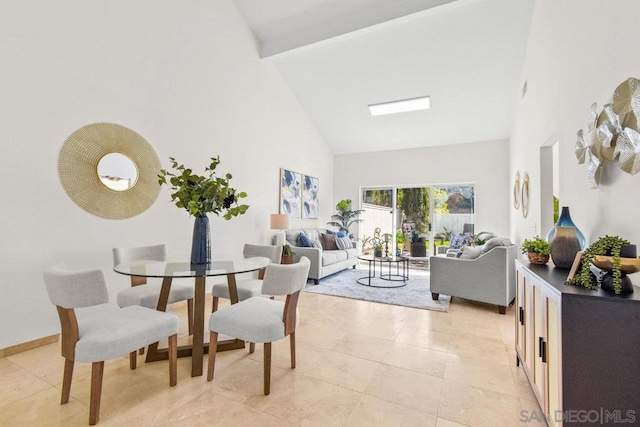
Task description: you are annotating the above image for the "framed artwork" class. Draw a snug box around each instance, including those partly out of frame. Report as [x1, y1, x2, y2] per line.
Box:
[280, 168, 301, 219]
[302, 175, 319, 219]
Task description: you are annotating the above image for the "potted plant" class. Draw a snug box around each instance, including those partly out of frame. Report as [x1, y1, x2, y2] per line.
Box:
[281, 244, 295, 264]
[158, 156, 249, 266]
[566, 235, 633, 295]
[327, 199, 364, 241]
[373, 243, 383, 258]
[521, 236, 551, 265]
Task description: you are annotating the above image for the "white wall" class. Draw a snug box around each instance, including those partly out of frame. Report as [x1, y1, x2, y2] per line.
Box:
[0, 0, 333, 348]
[510, 0, 640, 252]
[334, 139, 511, 240]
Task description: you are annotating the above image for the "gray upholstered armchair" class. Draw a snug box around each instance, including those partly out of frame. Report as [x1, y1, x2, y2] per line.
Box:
[429, 243, 516, 314]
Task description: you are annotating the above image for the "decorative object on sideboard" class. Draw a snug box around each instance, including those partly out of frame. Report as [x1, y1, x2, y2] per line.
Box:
[520, 236, 550, 265]
[566, 235, 635, 295]
[327, 199, 364, 241]
[58, 122, 161, 219]
[513, 171, 521, 209]
[545, 207, 586, 269]
[270, 213, 290, 246]
[575, 77, 640, 188]
[158, 156, 249, 266]
[521, 172, 530, 218]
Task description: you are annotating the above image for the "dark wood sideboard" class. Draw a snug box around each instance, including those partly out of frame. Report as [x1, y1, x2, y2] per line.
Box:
[515, 260, 640, 427]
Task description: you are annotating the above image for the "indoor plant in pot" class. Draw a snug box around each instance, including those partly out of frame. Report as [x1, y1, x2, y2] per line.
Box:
[566, 235, 635, 295]
[158, 156, 249, 266]
[327, 199, 364, 241]
[521, 236, 551, 265]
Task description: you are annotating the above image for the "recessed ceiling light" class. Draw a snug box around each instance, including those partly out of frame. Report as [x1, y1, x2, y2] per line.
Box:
[368, 96, 431, 116]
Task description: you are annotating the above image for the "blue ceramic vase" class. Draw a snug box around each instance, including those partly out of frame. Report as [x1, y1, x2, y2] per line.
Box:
[191, 215, 211, 267]
[546, 207, 586, 269]
[546, 206, 586, 249]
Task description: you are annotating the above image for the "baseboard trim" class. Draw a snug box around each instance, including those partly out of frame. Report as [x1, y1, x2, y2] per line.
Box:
[0, 334, 59, 358]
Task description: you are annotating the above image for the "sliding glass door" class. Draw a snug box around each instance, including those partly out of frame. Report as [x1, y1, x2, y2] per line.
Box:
[360, 184, 475, 260]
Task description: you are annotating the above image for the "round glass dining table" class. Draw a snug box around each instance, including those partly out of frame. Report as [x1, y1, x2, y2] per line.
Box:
[114, 255, 270, 377]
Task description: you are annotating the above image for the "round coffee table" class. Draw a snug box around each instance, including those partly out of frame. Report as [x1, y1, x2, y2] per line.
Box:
[357, 255, 408, 288]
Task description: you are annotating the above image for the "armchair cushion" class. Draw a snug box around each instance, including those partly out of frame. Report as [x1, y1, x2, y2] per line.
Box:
[457, 245, 483, 259]
[449, 233, 474, 250]
[481, 237, 513, 253]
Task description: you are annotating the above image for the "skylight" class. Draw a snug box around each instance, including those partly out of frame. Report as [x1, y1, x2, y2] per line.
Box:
[368, 96, 431, 116]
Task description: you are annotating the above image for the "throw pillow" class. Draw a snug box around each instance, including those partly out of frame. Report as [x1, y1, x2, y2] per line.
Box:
[297, 231, 313, 247]
[481, 237, 513, 253]
[449, 233, 474, 250]
[321, 233, 339, 250]
[335, 236, 352, 250]
[312, 239, 323, 249]
[458, 245, 483, 260]
[337, 230, 347, 238]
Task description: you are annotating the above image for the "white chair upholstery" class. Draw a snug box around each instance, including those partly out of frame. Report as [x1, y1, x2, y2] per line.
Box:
[207, 257, 310, 395]
[210, 244, 282, 311]
[113, 244, 194, 333]
[43, 264, 179, 425]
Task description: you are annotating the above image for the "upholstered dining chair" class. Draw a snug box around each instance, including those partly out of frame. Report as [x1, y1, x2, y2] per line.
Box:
[210, 244, 282, 312]
[113, 244, 194, 335]
[207, 257, 310, 395]
[43, 264, 179, 425]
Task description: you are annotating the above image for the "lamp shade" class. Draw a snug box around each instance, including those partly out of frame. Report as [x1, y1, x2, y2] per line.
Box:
[270, 214, 290, 230]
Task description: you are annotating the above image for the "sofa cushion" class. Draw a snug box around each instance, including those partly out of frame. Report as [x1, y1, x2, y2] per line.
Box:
[322, 250, 347, 266]
[312, 239, 323, 249]
[481, 237, 513, 253]
[298, 231, 313, 247]
[285, 230, 300, 246]
[335, 236, 352, 250]
[321, 233, 338, 250]
[457, 245, 483, 259]
[449, 233, 474, 250]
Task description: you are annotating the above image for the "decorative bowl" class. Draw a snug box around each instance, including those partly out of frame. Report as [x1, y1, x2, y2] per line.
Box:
[591, 256, 640, 274]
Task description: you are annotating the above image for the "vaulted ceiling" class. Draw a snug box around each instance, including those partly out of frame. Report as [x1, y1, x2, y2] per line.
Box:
[233, 0, 535, 154]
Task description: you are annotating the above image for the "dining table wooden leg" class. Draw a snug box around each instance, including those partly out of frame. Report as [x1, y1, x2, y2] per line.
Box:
[191, 276, 206, 377]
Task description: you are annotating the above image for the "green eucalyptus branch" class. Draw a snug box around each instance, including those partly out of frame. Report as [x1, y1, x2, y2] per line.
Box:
[158, 156, 249, 219]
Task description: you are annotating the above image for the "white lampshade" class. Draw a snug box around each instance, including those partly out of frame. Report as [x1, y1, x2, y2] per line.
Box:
[270, 214, 290, 246]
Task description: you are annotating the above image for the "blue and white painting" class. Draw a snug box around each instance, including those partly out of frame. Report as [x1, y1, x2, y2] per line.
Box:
[280, 169, 301, 219]
[302, 175, 319, 219]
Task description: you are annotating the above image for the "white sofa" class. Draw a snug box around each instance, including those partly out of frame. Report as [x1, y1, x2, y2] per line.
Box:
[284, 228, 358, 284]
[429, 240, 516, 314]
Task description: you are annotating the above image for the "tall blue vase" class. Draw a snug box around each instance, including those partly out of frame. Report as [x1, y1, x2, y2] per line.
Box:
[191, 215, 211, 267]
[546, 206, 586, 249]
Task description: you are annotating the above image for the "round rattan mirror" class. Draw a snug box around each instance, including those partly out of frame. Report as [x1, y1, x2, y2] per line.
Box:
[58, 123, 161, 219]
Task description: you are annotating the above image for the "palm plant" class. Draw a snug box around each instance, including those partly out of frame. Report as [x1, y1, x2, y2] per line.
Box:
[327, 199, 364, 240]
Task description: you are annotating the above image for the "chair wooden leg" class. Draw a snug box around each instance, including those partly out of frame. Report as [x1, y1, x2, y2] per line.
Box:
[211, 297, 219, 313]
[290, 332, 296, 369]
[187, 298, 194, 335]
[129, 351, 137, 370]
[169, 334, 177, 387]
[89, 361, 104, 426]
[61, 358, 74, 404]
[249, 342, 255, 354]
[207, 332, 219, 381]
[264, 342, 271, 395]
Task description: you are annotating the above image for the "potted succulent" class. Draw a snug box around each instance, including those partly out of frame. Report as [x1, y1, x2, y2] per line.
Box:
[158, 156, 249, 266]
[566, 235, 634, 295]
[521, 236, 551, 265]
[281, 244, 295, 264]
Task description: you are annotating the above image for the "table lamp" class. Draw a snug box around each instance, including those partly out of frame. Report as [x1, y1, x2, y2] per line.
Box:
[270, 213, 290, 246]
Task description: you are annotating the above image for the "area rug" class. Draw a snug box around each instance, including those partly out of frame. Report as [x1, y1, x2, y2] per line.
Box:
[303, 266, 451, 312]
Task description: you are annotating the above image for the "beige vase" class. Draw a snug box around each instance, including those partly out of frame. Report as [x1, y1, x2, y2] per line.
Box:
[550, 226, 581, 268]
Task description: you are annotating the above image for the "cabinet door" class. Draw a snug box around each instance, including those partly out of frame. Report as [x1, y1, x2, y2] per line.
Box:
[545, 291, 561, 427]
[532, 280, 546, 404]
[515, 267, 527, 367]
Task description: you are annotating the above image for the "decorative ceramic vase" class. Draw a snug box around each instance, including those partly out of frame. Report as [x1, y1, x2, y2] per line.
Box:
[550, 226, 582, 269]
[546, 206, 586, 249]
[191, 215, 211, 267]
[374, 248, 383, 257]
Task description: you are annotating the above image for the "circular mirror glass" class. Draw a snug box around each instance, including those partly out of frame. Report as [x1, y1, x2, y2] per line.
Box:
[97, 153, 138, 191]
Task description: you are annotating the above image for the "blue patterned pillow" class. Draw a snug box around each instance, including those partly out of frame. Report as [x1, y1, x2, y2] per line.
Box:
[449, 233, 474, 250]
[297, 231, 312, 247]
[335, 236, 352, 250]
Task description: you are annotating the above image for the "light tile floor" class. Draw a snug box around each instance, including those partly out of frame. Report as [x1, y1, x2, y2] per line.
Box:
[0, 287, 547, 426]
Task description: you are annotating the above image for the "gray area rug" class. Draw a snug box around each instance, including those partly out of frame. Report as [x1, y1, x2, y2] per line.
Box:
[303, 266, 451, 312]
